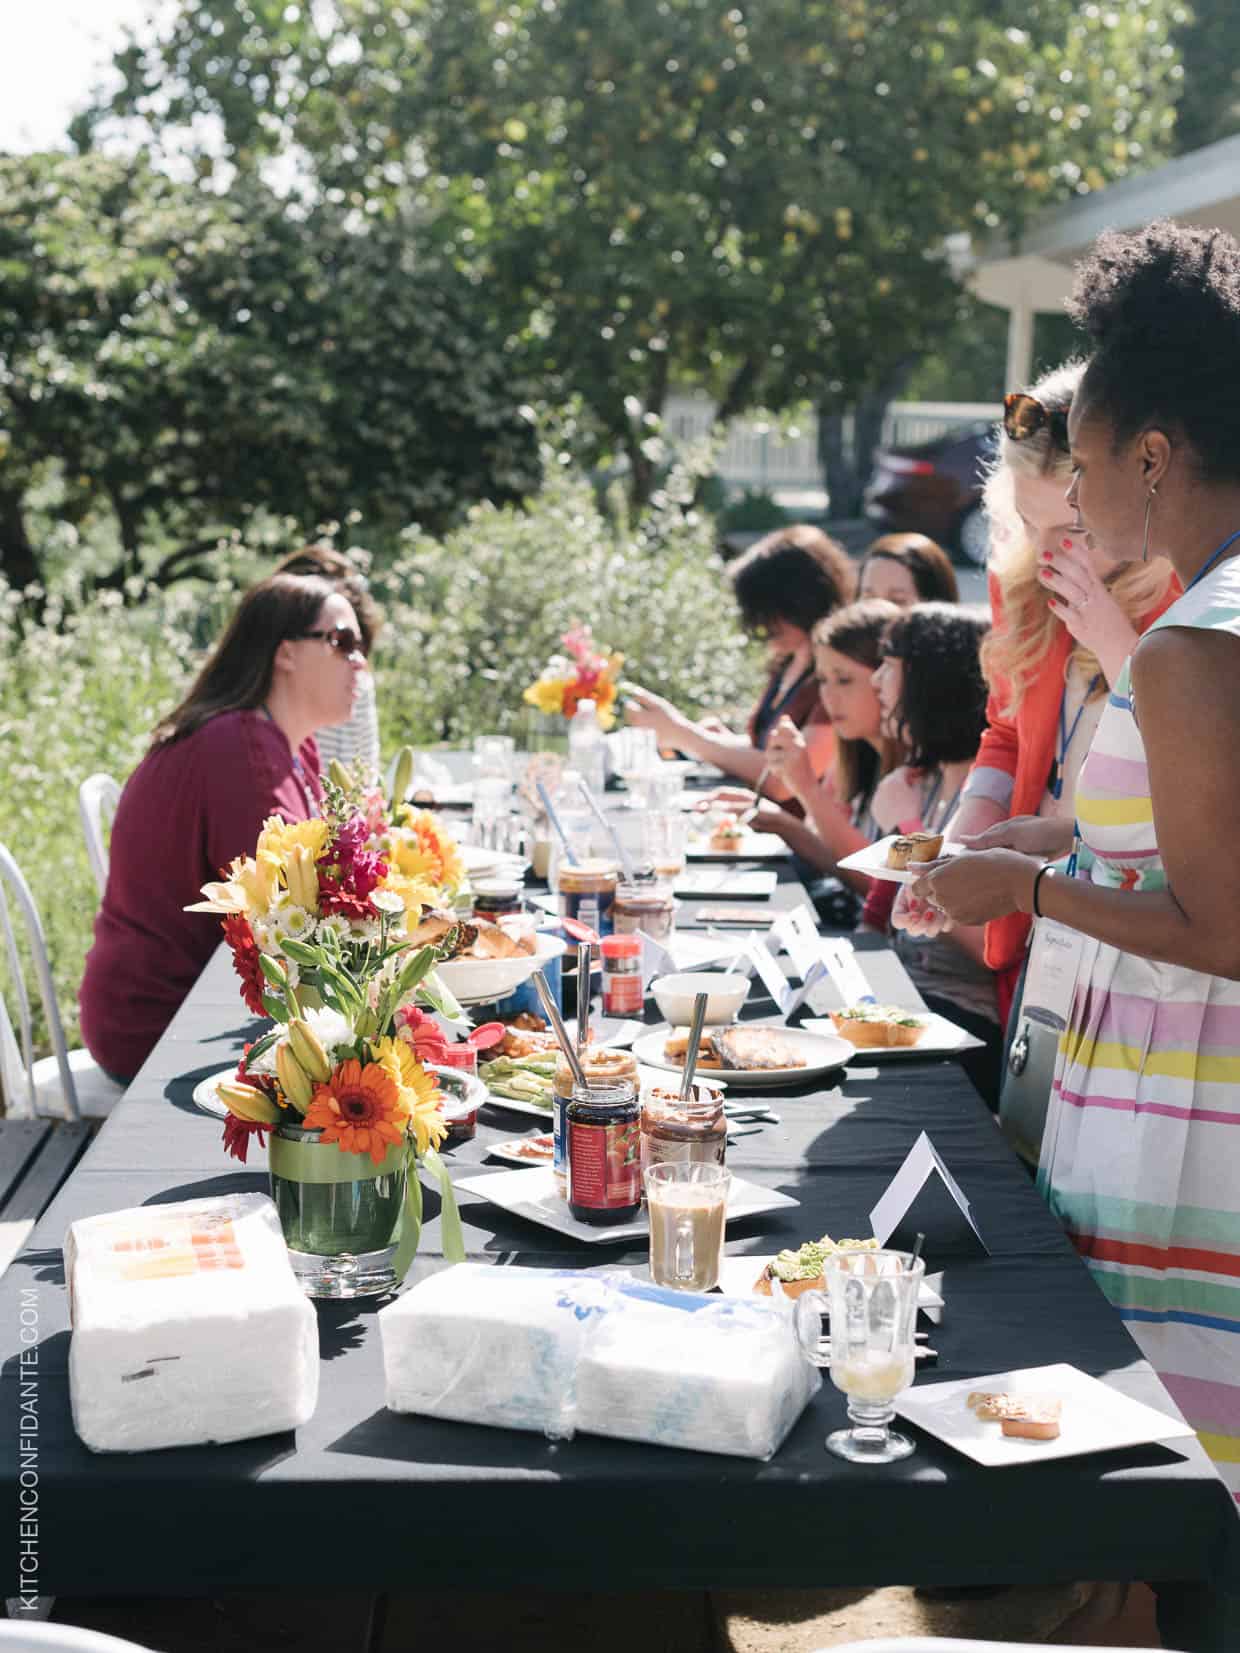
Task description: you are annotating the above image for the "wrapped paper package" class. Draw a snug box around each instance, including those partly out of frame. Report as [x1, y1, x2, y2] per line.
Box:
[67, 1193, 319, 1453]
[380, 1265, 819, 1459]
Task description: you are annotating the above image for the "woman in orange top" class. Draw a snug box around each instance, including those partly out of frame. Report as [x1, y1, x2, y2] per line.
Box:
[895, 359, 1177, 1022]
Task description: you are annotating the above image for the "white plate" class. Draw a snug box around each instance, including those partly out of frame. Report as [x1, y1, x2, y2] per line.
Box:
[673, 869, 779, 899]
[460, 845, 527, 879]
[715, 1254, 944, 1311]
[486, 1133, 555, 1166]
[631, 1024, 854, 1089]
[687, 832, 789, 862]
[453, 1164, 799, 1244]
[190, 1068, 233, 1120]
[894, 1362, 1196, 1468]
[837, 836, 967, 886]
[481, 1090, 554, 1120]
[435, 930, 566, 1005]
[801, 1012, 985, 1060]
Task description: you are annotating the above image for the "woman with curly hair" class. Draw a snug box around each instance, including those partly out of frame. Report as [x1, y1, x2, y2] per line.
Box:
[917, 221, 1240, 1519]
[895, 359, 1177, 1024]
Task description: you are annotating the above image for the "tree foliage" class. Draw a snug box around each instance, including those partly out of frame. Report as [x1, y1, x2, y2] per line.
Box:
[96, 0, 1184, 500]
[1172, 0, 1240, 154]
[0, 151, 539, 590]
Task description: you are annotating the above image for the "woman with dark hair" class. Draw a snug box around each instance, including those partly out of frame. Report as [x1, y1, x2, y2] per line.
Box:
[749, 600, 903, 891]
[625, 524, 855, 795]
[916, 220, 1240, 1510]
[867, 603, 1001, 1102]
[80, 572, 366, 1082]
[275, 545, 383, 779]
[858, 532, 959, 606]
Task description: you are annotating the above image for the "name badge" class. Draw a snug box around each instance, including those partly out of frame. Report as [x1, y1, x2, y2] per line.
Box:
[1022, 917, 1086, 1031]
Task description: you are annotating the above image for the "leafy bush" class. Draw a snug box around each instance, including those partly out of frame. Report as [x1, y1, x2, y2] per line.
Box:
[0, 459, 759, 1061]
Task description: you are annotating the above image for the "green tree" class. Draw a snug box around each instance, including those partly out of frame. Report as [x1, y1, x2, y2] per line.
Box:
[1172, 0, 1240, 154]
[0, 151, 538, 591]
[96, 0, 1183, 507]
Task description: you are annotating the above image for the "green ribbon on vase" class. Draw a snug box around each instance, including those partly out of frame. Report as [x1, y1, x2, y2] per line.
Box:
[269, 1133, 465, 1282]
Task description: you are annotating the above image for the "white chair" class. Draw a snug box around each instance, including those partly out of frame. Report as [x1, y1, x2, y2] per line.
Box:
[0, 844, 124, 1122]
[816, 1638, 1161, 1651]
[77, 773, 120, 899]
[0, 1624, 156, 1650]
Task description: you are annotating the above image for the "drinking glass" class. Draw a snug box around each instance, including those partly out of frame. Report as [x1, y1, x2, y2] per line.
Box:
[614, 726, 660, 808]
[471, 775, 512, 849]
[794, 1249, 924, 1463]
[473, 734, 516, 782]
[644, 809, 688, 879]
[645, 1162, 731, 1292]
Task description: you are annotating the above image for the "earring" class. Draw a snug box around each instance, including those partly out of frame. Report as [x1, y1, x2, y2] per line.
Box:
[1141, 484, 1158, 563]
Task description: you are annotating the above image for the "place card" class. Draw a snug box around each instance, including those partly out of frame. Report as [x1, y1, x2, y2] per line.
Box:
[870, 1130, 988, 1258]
[770, 904, 821, 980]
[817, 938, 876, 1007]
[639, 929, 749, 989]
[741, 936, 796, 1017]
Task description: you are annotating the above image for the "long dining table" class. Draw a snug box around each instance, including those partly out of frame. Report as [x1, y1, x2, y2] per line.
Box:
[3, 860, 1238, 1649]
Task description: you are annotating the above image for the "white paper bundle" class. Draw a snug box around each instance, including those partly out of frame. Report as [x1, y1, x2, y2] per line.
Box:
[379, 1265, 819, 1459]
[66, 1194, 319, 1453]
[379, 1263, 609, 1438]
[574, 1278, 820, 1459]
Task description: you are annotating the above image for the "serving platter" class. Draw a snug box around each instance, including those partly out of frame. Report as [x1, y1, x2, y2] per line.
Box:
[190, 1068, 232, 1120]
[801, 1012, 984, 1060]
[435, 929, 566, 1006]
[631, 1024, 854, 1089]
[485, 1134, 555, 1167]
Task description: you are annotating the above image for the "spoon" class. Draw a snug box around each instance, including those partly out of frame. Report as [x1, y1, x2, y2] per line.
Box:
[680, 991, 710, 1103]
[532, 970, 586, 1090]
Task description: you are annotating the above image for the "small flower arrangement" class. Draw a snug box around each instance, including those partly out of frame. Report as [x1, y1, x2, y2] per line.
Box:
[522, 622, 623, 728]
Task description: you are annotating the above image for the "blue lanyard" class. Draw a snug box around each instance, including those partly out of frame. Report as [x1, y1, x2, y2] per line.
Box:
[1184, 527, 1240, 593]
[1049, 674, 1103, 801]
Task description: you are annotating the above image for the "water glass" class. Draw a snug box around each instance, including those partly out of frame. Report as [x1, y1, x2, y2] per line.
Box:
[473, 734, 516, 782]
[645, 1162, 731, 1292]
[794, 1249, 924, 1463]
[614, 726, 660, 806]
[644, 809, 688, 879]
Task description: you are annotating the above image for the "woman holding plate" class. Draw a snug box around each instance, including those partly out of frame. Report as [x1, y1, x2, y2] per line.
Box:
[913, 220, 1240, 1514]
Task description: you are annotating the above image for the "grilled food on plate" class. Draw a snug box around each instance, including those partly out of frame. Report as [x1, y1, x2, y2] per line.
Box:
[661, 1026, 806, 1072]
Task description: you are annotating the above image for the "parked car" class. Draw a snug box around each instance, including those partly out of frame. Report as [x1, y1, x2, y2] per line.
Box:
[863, 421, 996, 566]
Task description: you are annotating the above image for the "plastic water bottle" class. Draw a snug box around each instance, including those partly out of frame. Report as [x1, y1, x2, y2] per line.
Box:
[569, 699, 607, 801]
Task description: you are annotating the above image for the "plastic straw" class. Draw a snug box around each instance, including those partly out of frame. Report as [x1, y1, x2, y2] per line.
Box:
[535, 780, 579, 867]
[576, 778, 636, 882]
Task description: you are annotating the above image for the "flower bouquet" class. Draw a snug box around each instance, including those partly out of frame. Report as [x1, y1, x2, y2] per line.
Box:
[523, 623, 624, 729]
[188, 768, 470, 1298]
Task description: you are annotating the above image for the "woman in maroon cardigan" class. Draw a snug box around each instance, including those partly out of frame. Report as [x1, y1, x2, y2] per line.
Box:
[80, 572, 366, 1083]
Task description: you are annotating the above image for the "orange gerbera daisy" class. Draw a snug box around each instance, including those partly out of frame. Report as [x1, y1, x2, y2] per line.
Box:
[303, 1059, 406, 1165]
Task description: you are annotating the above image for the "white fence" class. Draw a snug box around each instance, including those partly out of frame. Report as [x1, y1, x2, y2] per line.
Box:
[662, 393, 999, 496]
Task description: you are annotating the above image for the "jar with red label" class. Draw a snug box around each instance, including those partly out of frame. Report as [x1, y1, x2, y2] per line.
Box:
[600, 933, 643, 1017]
[566, 1081, 640, 1226]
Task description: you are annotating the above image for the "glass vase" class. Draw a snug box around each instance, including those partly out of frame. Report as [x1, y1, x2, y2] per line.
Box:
[269, 1123, 407, 1300]
[523, 707, 570, 756]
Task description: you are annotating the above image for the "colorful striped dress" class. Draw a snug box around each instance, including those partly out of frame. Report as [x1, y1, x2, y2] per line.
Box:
[1040, 555, 1240, 1509]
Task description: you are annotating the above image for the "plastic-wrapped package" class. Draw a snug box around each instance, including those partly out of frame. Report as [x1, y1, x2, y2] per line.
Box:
[66, 1194, 319, 1453]
[379, 1263, 610, 1439]
[380, 1265, 820, 1459]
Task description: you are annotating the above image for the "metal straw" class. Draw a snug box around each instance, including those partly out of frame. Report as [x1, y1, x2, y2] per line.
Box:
[532, 969, 587, 1089]
[679, 991, 710, 1103]
[909, 1232, 925, 1274]
[535, 780, 579, 867]
[576, 941, 592, 1061]
[738, 759, 773, 827]
[576, 778, 636, 882]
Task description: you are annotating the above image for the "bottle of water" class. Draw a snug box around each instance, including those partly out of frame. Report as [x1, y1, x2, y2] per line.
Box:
[568, 699, 607, 801]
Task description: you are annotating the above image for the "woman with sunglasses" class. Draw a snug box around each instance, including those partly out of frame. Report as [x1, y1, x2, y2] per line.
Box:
[894, 360, 1176, 1024]
[275, 545, 383, 781]
[80, 572, 366, 1083]
[913, 221, 1240, 1522]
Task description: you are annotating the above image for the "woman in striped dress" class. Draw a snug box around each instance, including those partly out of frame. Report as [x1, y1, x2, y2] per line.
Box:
[913, 220, 1240, 1512]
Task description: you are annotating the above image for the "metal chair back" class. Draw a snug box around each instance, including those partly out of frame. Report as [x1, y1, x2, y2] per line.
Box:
[0, 844, 80, 1121]
[77, 773, 121, 899]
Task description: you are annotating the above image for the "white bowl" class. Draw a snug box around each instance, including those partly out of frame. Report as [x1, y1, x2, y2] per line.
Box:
[434, 930, 566, 1006]
[650, 971, 751, 1027]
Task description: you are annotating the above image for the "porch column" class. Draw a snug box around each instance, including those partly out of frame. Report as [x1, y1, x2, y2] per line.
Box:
[1005, 294, 1035, 391]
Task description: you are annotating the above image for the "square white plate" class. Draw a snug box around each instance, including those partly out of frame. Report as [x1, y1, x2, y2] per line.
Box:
[453, 1164, 799, 1244]
[674, 869, 779, 899]
[687, 832, 789, 862]
[894, 1362, 1196, 1467]
[801, 1013, 984, 1060]
[837, 836, 967, 887]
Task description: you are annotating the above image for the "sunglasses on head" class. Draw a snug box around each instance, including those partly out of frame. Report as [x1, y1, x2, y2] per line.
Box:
[1003, 391, 1070, 450]
[297, 625, 366, 657]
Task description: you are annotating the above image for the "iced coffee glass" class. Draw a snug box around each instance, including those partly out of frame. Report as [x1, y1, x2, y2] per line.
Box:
[645, 1162, 731, 1292]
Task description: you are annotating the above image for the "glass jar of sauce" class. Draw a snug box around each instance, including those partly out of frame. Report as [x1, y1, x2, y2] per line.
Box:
[567, 1080, 641, 1227]
[612, 869, 675, 942]
[640, 1082, 727, 1186]
[552, 1046, 640, 1198]
[472, 879, 524, 921]
[600, 933, 643, 1017]
[556, 861, 619, 937]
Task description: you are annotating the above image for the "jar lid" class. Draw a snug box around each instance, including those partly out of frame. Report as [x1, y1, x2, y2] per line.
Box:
[600, 933, 642, 958]
[472, 877, 523, 899]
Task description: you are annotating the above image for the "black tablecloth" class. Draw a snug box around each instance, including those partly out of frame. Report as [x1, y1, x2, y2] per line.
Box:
[3, 938, 1238, 1626]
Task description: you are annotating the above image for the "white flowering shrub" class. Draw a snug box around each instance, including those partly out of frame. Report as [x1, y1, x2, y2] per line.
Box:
[0, 465, 758, 1060]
